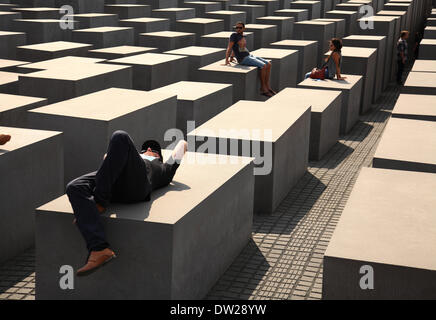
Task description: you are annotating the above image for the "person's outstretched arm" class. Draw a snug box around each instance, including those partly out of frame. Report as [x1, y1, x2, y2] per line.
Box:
[333, 53, 346, 80]
[153, 140, 188, 190]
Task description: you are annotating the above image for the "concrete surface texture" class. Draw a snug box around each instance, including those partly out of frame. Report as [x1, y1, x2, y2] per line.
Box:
[274, 8, 309, 22]
[0, 93, 47, 127]
[138, 30, 196, 52]
[419, 38, 436, 59]
[87, 45, 158, 60]
[16, 41, 93, 62]
[255, 15, 295, 40]
[402, 71, 436, 95]
[411, 59, 436, 72]
[391, 93, 436, 121]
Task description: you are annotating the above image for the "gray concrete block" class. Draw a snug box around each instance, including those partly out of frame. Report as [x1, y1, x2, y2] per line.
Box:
[229, 4, 266, 23]
[250, 48, 299, 90]
[176, 17, 225, 43]
[419, 39, 436, 59]
[293, 20, 335, 65]
[194, 61, 258, 102]
[342, 35, 386, 103]
[0, 11, 21, 31]
[68, 13, 119, 29]
[427, 18, 436, 27]
[183, 1, 222, 17]
[325, 46, 377, 114]
[12, 7, 62, 19]
[298, 74, 363, 134]
[12, 19, 78, 45]
[28, 88, 177, 182]
[273, 8, 309, 22]
[136, 0, 178, 10]
[15, 0, 56, 5]
[0, 71, 23, 94]
[88, 45, 158, 59]
[138, 31, 196, 52]
[213, 0, 239, 10]
[256, 16, 294, 40]
[269, 39, 318, 82]
[268, 87, 342, 160]
[373, 117, 436, 173]
[318, 0, 333, 17]
[0, 93, 47, 127]
[290, 1, 322, 19]
[188, 100, 311, 214]
[392, 93, 436, 122]
[245, 23, 277, 49]
[35, 151, 254, 299]
[0, 58, 29, 73]
[324, 167, 436, 300]
[378, 10, 408, 32]
[411, 59, 436, 73]
[205, 10, 247, 30]
[335, 2, 364, 17]
[16, 41, 93, 62]
[325, 10, 358, 35]
[16, 56, 106, 73]
[72, 26, 135, 49]
[104, 4, 151, 19]
[164, 46, 226, 79]
[402, 71, 436, 95]
[315, 18, 345, 38]
[120, 17, 170, 43]
[19, 63, 132, 104]
[247, 0, 279, 15]
[424, 26, 436, 39]
[0, 31, 26, 59]
[200, 31, 254, 51]
[151, 7, 196, 29]
[152, 80, 233, 132]
[105, 52, 189, 90]
[0, 126, 63, 265]
[54, 0, 105, 13]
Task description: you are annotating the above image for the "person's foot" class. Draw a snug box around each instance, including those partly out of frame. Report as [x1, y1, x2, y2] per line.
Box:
[260, 91, 273, 97]
[0, 134, 11, 145]
[268, 88, 277, 95]
[77, 248, 116, 276]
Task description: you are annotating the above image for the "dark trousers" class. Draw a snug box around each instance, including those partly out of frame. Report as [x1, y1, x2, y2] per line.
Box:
[66, 131, 150, 252]
[397, 60, 405, 84]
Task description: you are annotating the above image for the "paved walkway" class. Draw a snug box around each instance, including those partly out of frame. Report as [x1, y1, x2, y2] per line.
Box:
[0, 69, 408, 300]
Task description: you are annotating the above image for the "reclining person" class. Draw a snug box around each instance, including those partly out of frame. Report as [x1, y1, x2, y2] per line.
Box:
[0, 134, 11, 145]
[224, 21, 276, 97]
[66, 130, 188, 276]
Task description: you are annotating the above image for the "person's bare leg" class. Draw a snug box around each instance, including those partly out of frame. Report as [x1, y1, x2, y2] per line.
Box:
[259, 67, 268, 92]
[266, 63, 276, 94]
[0, 134, 11, 145]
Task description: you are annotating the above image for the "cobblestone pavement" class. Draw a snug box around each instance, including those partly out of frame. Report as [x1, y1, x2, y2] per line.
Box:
[0, 68, 408, 300]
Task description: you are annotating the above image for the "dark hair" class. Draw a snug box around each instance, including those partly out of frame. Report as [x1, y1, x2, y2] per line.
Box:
[330, 38, 342, 52]
[235, 21, 245, 28]
[141, 140, 163, 160]
[401, 30, 409, 38]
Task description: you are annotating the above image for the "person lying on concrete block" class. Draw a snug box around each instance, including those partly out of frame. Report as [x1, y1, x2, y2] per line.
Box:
[305, 38, 346, 81]
[0, 134, 11, 145]
[224, 21, 277, 98]
[66, 130, 188, 276]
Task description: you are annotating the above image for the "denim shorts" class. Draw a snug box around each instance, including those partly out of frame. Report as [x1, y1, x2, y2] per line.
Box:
[240, 55, 270, 69]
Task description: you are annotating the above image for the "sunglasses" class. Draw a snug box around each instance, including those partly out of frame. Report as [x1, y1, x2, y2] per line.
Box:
[235, 26, 243, 29]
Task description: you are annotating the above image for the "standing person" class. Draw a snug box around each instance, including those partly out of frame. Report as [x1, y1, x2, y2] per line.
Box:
[224, 22, 276, 97]
[397, 30, 409, 85]
[305, 38, 346, 80]
[0, 134, 11, 145]
[66, 130, 188, 276]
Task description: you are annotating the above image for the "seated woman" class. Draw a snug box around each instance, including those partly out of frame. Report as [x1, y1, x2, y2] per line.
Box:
[305, 38, 347, 80]
[224, 21, 276, 97]
[0, 134, 11, 145]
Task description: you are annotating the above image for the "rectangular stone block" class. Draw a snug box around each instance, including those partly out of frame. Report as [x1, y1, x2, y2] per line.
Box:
[213, 0, 239, 10]
[245, 23, 277, 49]
[427, 18, 436, 27]
[324, 167, 436, 300]
[19, 63, 132, 104]
[0, 126, 63, 265]
[291, 1, 322, 19]
[342, 35, 386, 103]
[378, 10, 407, 32]
[0, 31, 26, 59]
[105, 52, 188, 90]
[164, 46, 226, 79]
[54, 0, 104, 13]
[298, 74, 363, 134]
[392, 93, 436, 122]
[17, 56, 105, 72]
[247, 0, 279, 15]
[419, 38, 436, 59]
[325, 10, 358, 35]
[274, 8, 309, 22]
[151, 7, 196, 29]
[152, 80, 233, 132]
[194, 61, 258, 102]
[0, 58, 29, 73]
[269, 39, 318, 82]
[325, 46, 377, 114]
[229, 4, 266, 23]
[183, 1, 222, 17]
[402, 71, 436, 95]
[12, 7, 62, 19]
[88, 45, 158, 59]
[28, 88, 177, 182]
[411, 59, 436, 73]
[69, 13, 119, 29]
[138, 31, 195, 52]
[120, 17, 170, 43]
[318, 0, 333, 16]
[373, 117, 436, 173]
[268, 87, 342, 160]
[200, 31, 254, 51]
[256, 16, 294, 40]
[176, 18, 225, 44]
[12, 19, 78, 45]
[0, 93, 46, 127]
[0, 11, 21, 31]
[335, 2, 364, 17]
[72, 27, 135, 49]
[0, 71, 22, 94]
[136, 0, 178, 10]
[16, 41, 93, 62]
[250, 48, 299, 90]
[105, 4, 151, 19]
[35, 151, 254, 299]
[316, 18, 345, 38]
[205, 10, 247, 30]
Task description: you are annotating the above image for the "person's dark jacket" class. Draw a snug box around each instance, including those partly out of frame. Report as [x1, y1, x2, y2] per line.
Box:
[145, 155, 180, 194]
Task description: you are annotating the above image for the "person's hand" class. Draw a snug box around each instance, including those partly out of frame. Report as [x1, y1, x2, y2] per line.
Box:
[172, 140, 188, 161]
[222, 60, 230, 66]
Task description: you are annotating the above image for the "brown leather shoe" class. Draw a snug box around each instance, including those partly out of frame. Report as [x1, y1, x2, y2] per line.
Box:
[76, 248, 116, 277]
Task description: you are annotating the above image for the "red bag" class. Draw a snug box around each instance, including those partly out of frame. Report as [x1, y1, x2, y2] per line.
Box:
[309, 66, 327, 80]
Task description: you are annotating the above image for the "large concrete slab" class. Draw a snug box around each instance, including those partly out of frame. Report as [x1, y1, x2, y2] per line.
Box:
[12, 19, 78, 45]
[0, 31, 26, 59]
[273, 8, 309, 22]
[298, 75, 363, 134]
[87, 45, 158, 60]
[247, 0, 279, 16]
[188, 100, 311, 214]
[0, 126, 63, 265]
[391, 93, 436, 122]
[68, 13, 119, 29]
[176, 18, 225, 43]
[402, 71, 436, 95]
[373, 117, 436, 173]
[138, 31, 196, 52]
[105, 4, 152, 20]
[151, 7, 196, 29]
[152, 80, 232, 132]
[183, 1, 222, 17]
[324, 167, 436, 300]
[419, 38, 436, 59]
[315, 18, 345, 38]
[120, 17, 170, 43]
[28, 88, 177, 182]
[17, 56, 106, 72]
[325, 10, 358, 35]
[268, 87, 342, 160]
[290, 1, 322, 19]
[12, 7, 61, 20]
[244, 23, 278, 49]
[255, 16, 294, 40]
[72, 26, 135, 49]
[16, 41, 93, 62]
[424, 24, 436, 39]
[229, 4, 266, 23]
[0, 93, 46, 127]
[105, 52, 188, 90]
[411, 59, 436, 72]
[36, 151, 254, 300]
[200, 31, 255, 51]
[0, 11, 21, 31]
[205, 10, 247, 30]
[54, 0, 105, 13]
